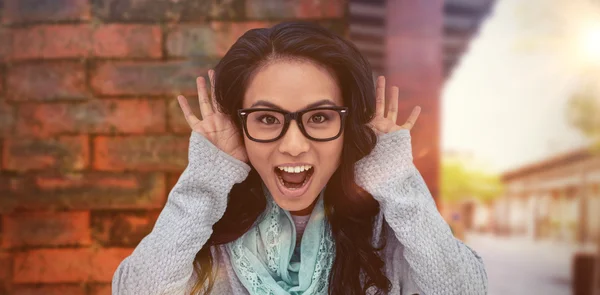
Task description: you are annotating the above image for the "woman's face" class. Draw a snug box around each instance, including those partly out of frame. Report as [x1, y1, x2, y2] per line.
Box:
[242, 60, 344, 215]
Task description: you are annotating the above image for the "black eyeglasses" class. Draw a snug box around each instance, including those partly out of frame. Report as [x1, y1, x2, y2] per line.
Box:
[237, 106, 349, 143]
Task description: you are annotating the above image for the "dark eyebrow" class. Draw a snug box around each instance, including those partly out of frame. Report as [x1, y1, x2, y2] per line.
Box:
[305, 99, 338, 109]
[250, 99, 338, 111]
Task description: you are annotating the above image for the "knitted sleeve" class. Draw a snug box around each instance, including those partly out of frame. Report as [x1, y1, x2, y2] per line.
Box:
[355, 129, 488, 295]
[112, 131, 251, 294]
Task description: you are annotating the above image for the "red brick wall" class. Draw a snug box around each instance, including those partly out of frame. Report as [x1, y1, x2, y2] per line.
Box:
[0, 0, 347, 293]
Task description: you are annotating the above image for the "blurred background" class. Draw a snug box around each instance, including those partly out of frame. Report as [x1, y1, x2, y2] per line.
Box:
[0, 0, 598, 294]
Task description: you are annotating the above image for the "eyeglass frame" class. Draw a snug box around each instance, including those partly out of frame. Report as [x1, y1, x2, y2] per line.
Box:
[237, 106, 349, 143]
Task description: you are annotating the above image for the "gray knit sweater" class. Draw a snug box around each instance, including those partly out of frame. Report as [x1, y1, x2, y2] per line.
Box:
[112, 129, 488, 295]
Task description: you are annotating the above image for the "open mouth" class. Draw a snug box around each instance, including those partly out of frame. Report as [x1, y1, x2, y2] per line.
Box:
[273, 165, 315, 198]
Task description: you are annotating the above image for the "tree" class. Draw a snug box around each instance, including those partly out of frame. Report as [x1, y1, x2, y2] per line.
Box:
[440, 158, 504, 204]
[566, 81, 600, 150]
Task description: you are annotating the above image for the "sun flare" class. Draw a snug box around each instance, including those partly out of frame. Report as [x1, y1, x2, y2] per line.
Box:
[578, 23, 600, 64]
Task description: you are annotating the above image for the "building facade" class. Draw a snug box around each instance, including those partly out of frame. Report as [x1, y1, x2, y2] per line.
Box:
[494, 147, 600, 245]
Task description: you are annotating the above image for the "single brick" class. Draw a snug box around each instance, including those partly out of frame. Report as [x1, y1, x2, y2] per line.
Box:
[246, 0, 346, 19]
[93, 135, 188, 171]
[166, 22, 270, 58]
[16, 99, 166, 136]
[0, 172, 166, 212]
[2, 0, 91, 24]
[2, 211, 91, 248]
[90, 61, 215, 96]
[91, 0, 244, 21]
[91, 210, 160, 246]
[9, 24, 162, 60]
[0, 101, 15, 136]
[93, 24, 162, 58]
[13, 248, 133, 283]
[7, 62, 89, 101]
[2, 135, 89, 171]
[11, 25, 92, 60]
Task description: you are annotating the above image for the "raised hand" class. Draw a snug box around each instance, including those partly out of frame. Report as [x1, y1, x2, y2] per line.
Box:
[177, 70, 248, 163]
[368, 76, 421, 135]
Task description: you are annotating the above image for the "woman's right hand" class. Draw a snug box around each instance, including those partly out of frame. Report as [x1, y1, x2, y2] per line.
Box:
[177, 69, 248, 163]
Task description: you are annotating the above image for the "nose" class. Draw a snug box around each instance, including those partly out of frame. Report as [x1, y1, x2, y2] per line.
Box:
[278, 121, 310, 157]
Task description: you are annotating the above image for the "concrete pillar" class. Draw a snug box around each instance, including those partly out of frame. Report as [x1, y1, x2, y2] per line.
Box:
[385, 0, 443, 203]
[527, 193, 537, 239]
[578, 168, 590, 244]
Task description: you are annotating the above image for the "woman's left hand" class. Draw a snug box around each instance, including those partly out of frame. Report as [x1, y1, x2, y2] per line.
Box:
[368, 76, 421, 135]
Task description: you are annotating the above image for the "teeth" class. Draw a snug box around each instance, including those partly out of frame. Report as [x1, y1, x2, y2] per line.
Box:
[277, 170, 312, 190]
[277, 165, 312, 173]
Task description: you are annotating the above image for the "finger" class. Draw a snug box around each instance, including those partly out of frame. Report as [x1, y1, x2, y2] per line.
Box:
[208, 69, 219, 113]
[375, 76, 385, 118]
[401, 106, 421, 130]
[387, 86, 399, 122]
[177, 95, 201, 128]
[197, 76, 214, 118]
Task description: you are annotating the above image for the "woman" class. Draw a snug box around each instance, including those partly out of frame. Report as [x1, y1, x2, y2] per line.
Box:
[112, 21, 487, 295]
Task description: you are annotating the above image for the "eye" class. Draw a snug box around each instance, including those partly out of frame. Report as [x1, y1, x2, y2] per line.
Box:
[258, 115, 280, 125]
[309, 113, 328, 123]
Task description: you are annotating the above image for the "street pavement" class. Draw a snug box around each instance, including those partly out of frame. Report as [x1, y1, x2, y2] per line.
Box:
[464, 233, 594, 295]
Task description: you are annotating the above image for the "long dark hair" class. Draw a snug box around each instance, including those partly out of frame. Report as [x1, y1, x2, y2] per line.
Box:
[191, 21, 390, 295]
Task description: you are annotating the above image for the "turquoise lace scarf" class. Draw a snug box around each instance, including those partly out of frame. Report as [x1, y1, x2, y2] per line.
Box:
[226, 187, 335, 295]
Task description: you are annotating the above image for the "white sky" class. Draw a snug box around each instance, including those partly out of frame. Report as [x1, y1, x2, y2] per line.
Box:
[442, 0, 600, 173]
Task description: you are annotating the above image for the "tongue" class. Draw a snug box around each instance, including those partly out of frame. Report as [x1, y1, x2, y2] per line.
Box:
[281, 171, 308, 184]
